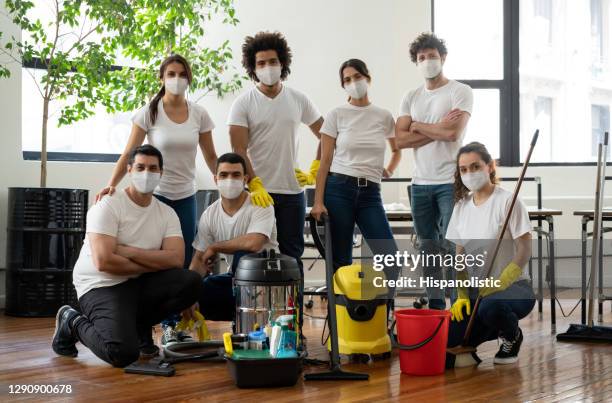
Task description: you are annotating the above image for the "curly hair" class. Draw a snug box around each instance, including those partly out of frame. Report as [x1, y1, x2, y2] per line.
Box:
[409, 32, 448, 63]
[453, 142, 498, 202]
[241, 31, 292, 82]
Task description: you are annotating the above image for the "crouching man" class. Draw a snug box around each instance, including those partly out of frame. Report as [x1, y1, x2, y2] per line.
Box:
[188, 152, 277, 321]
[52, 145, 202, 367]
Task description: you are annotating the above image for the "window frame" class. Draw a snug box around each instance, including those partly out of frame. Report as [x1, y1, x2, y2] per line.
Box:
[432, 0, 610, 166]
[21, 57, 128, 163]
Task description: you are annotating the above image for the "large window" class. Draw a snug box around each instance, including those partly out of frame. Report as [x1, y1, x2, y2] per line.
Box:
[434, 0, 612, 165]
[19, 2, 137, 162]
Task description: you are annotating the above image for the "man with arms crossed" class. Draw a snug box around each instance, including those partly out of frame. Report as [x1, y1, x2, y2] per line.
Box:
[396, 33, 473, 310]
[52, 145, 202, 367]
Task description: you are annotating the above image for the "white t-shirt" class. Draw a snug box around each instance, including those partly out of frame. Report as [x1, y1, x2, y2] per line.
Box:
[227, 85, 321, 194]
[320, 103, 395, 183]
[73, 189, 183, 298]
[399, 79, 473, 185]
[193, 193, 278, 269]
[132, 99, 215, 200]
[445, 186, 532, 282]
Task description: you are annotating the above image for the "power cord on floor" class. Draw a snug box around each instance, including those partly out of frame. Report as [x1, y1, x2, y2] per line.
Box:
[303, 311, 327, 320]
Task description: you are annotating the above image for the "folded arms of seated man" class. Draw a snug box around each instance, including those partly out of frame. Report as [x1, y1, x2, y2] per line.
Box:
[89, 232, 185, 275]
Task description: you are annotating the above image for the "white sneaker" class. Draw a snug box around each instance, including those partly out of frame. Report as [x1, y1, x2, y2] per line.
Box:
[161, 325, 178, 347]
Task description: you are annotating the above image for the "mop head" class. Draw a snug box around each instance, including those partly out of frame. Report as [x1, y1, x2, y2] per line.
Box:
[557, 324, 612, 343]
[446, 348, 482, 369]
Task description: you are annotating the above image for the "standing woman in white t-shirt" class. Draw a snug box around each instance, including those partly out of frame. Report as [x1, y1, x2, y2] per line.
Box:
[95, 54, 217, 344]
[311, 59, 401, 279]
[96, 54, 217, 267]
[445, 142, 535, 366]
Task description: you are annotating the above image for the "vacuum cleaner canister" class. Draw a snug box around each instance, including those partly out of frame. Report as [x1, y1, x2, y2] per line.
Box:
[330, 264, 391, 355]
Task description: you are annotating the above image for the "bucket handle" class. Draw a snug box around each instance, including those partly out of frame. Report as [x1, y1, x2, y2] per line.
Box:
[389, 317, 446, 351]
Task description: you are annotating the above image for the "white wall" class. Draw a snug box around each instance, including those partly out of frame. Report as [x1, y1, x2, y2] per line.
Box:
[0, 0, 608, 308]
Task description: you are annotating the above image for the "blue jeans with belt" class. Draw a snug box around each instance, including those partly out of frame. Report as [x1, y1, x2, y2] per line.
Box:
[154, 193, 197, 327]
[410, 183, 455, 310]
[324, 174, 398, 286]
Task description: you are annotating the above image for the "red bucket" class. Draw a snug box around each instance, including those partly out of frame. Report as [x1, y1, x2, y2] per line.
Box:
[394, 309, 450, 376]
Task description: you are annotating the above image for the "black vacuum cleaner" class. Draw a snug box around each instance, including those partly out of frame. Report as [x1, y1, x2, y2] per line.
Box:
[304, 214, 369, 381]
[557, 131, 612, 343]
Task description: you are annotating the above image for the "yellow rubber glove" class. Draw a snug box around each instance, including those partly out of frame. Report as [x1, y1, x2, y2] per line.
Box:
[248, 176, 274, 207]
[176, 310, 211, 342]
[450, 298, 471, 322]
[294, 160, 320, 187]
[480, 261, 522, 297]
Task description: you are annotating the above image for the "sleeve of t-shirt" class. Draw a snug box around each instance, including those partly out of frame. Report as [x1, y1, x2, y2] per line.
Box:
[445, 202, 464, 246]
[196, 104, 215, 133]
[226, 96, 249, 128]
[192, 211, 215, 252]
[164, 208, 184, 239]
[507, 198, 532, 239]
[319, 109, 338, 138]
[246, 205, 275, 239]
[131, 104, 151, 131]
[298, 92, 322, 126]
[86, 197, 120, 237]
[452, 84, 474, 115]
[385, 111, 396, 139]
[398, 91, 414, 118]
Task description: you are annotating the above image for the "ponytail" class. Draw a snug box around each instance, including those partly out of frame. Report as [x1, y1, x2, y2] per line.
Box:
[149, 87, 165, 126]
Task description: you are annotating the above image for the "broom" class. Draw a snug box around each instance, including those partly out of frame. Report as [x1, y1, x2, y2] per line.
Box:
[447, 129, 539, 367]
[557, 131, 612, 342]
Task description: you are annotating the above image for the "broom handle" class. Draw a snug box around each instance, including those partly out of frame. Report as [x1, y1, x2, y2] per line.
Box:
[587, 131, 608, 326]
[462, 129, 539, 346]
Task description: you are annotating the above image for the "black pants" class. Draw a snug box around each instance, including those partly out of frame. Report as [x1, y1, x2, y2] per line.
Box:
[74, 269, 202, 367]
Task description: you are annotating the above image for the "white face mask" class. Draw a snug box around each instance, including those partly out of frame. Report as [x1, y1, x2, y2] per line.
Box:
[344, 79, 369, 100]
[418, 58, 442, 79]
[461, 170, 490, 192]
[217, 179, 245, 199]
[256, 65, 282, 86]
[131, 171, 161, 194]
[165, 77, 189, 96]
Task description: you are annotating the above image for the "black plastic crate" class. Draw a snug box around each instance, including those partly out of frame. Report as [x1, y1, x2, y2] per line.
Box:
[5, 269, 79, 317]
[225, 353, 304, 388]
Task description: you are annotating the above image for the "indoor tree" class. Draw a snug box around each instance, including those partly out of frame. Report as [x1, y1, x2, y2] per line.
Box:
[0, 0, 243, 187]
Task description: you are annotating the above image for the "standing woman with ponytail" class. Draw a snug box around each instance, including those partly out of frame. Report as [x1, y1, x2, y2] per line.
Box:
[95, 54, 217, 346]
[311, 59, 401, 281]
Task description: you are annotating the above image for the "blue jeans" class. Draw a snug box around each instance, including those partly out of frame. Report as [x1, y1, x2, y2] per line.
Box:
[447, 280, 536, 348]
[324, 175, 398, 285]
[411, 184, 455, 309]
[270, 192, 306, 327]
[155, 193, 197, 327]
[197, 251, 250, 322]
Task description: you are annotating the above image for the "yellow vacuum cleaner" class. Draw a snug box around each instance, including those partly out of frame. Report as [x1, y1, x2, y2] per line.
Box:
[329, 264, 391, 356]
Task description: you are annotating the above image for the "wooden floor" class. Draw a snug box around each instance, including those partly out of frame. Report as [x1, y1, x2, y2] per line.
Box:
[1, 298, 612, 402]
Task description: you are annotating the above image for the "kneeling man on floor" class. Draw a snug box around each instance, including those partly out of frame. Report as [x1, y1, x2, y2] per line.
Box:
[188, 152, 277, 322]
[52, 144, 202, 367]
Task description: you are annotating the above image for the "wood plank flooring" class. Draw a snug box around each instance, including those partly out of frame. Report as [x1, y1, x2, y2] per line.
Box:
[1, 298, 612, 402]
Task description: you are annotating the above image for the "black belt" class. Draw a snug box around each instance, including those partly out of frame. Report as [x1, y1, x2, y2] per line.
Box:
[328, 172, 380, 188]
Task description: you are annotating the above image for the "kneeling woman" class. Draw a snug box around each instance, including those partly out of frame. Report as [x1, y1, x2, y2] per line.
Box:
[445, 142, 535, 365]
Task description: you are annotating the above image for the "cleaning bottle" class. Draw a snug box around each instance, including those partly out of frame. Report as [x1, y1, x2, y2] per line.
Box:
[276, 315, 298, 358]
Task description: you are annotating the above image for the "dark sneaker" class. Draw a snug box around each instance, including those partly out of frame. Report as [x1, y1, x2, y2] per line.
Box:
[52, 305, 80, 357]
[494, 328, 523, 364]
[138, 325, 159, 358]
[161, 325, 178, 347]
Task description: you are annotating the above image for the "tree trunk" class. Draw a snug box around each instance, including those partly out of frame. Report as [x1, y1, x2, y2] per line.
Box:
[40, 96, 49, 188]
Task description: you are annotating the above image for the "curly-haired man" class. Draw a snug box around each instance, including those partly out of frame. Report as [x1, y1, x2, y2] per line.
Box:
[227, 31, 323, 333]
[395, 32, 474, 310]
